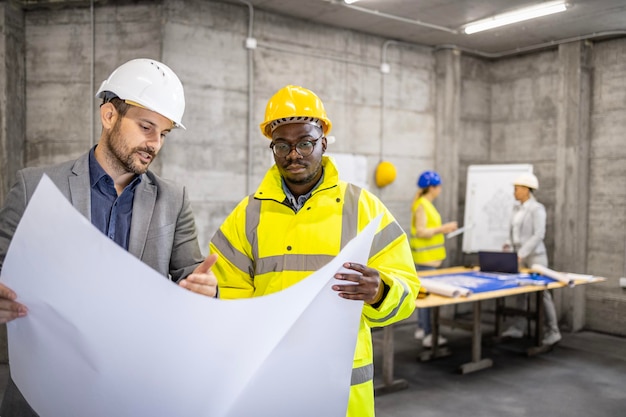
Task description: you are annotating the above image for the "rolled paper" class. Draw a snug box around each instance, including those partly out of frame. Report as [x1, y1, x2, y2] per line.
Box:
[565, 272, 596, 282]
[420, 278, 472, 298]
[531, 264, 574, 287]
[516, 278, 548, 287]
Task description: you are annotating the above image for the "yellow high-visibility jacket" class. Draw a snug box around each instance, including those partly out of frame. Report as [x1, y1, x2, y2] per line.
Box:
[410, 196, 446, 264]
[210, 156, 419, 417]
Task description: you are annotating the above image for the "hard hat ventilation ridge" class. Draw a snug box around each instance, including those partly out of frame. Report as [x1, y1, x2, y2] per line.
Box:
[269, 116, 322, 133]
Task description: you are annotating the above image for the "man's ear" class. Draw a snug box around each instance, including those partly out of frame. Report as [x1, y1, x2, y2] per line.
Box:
[321, 136, 327, 153]
[100, 102, 118, 129]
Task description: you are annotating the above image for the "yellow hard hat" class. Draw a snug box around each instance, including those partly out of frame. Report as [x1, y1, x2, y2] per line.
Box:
[259, 85, 332, 139]
[375, 161, 397, 188]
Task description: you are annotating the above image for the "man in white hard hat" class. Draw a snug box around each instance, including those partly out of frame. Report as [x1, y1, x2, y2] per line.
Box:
[502, 172, 562, 345]
[0, 58, 218, 415]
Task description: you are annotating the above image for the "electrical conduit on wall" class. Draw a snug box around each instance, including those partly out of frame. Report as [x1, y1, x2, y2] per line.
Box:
[234, 2, 431, 195]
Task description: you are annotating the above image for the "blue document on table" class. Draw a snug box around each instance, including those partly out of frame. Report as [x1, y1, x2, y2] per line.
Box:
[426, 271, 555, 293]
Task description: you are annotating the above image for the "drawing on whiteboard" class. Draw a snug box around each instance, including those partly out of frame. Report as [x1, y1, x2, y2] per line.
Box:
[462, 164, 533, 253]
[482, 188, 515, 231]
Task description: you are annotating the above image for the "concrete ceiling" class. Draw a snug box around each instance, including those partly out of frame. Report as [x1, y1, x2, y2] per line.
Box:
[226, 0, 626, 57]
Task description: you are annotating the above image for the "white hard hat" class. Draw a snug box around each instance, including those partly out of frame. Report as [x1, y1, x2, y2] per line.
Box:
[96, 58, 186, 129]
[513, 173, 539, 190]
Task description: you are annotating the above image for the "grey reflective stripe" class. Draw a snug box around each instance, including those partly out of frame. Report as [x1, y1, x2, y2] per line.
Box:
[365, 279, 411, 323]
[370, 221, 404, 258]
[341, 184, 361, 249]
[211, 228, 253, 274]
[413, 243, 445, 252]
[256, 254, 335, 275]
[246, 184, 361, 276]
[351, 363, 373, 385]
[246, 196, 262, 268]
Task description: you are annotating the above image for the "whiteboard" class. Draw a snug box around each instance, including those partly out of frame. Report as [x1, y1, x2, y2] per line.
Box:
[462, 164, 533, 253]
[326, 153, 368, 190]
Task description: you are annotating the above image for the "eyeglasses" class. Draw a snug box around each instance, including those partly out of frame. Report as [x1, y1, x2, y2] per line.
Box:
[270, 138, 321, 158]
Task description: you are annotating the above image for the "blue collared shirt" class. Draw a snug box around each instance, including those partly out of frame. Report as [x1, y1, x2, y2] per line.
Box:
[89, 147, 141, 250]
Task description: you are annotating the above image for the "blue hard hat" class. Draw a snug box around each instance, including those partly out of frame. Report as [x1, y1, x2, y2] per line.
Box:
[417, 170, 441, 188]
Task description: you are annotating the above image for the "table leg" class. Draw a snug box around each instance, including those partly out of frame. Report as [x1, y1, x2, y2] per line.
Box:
[459, 301, 493, 374]
[374, 325, 409, 395]
[431, 306, 440, 355]
[527, 290, 551, 356]
[495, 297, 504, 336]
[418, 306, 452, 361]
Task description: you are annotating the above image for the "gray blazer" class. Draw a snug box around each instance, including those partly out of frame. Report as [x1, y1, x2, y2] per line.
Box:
[508, 196, 547, 260]
[0, 151, 204, 281]
[0, 151, 205, 416]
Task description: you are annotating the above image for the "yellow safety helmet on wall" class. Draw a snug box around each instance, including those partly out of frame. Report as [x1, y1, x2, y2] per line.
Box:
[375, 161, 397, 188]
[259, 85, 332, 139]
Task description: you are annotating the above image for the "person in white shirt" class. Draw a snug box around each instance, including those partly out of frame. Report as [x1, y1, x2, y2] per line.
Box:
[501, 173, 561, 345]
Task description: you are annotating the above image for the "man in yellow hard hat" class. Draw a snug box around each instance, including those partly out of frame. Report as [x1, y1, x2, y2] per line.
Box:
[0, 59, 218, 415]
[210, 85, 420, 417]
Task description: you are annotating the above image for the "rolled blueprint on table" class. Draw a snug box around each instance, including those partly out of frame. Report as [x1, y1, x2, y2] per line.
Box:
[531, 264, 575, 287]
[0, 175, 382, 417]
[564, 272, 596, 282]
[420, 278, 472, 298]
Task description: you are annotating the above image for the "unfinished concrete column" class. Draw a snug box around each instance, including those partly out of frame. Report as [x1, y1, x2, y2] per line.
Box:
[0, 0, 25, 364]
[434, 48, 461, 266]
[0, 1, 25, 204]
[554, 41, 592, 331]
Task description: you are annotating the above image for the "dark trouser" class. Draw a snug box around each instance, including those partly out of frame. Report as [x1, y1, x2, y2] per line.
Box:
[0, 378, 38, 416]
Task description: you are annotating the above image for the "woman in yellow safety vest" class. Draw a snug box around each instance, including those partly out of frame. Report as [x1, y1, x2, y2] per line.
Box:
[410, 170, 458, 348]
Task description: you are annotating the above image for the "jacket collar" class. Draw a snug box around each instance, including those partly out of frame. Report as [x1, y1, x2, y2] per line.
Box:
[254, 156, 340, 201]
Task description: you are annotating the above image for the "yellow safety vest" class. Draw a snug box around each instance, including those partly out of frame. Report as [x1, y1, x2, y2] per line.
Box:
[211, 156, 420, 417]
[410, 196, 446, 264]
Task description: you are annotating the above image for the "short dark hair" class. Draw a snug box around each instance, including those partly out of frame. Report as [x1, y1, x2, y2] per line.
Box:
[100, 92, 131, 118]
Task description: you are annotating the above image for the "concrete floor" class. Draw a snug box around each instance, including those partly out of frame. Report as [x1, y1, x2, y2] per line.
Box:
[373, 318, 626, 417]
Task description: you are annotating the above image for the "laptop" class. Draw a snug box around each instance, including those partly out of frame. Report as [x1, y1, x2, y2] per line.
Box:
[478, 251, 519, 273]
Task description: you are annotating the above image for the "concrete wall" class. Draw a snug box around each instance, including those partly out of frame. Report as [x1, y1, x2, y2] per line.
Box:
[488, 50, 560, 260]
[158, 0, 436, 248]
[0, 1, 25, 202]
[0, 0, 624, 359]
[12, 0, 435, 248]
[457, 44, 626, 336]
[585, 38, 626, 334]
[457, 54, 491, 267]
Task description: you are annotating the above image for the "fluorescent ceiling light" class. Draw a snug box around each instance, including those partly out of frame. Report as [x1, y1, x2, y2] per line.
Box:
[463, 1, 569, 35]
[344, 0, 361, 4]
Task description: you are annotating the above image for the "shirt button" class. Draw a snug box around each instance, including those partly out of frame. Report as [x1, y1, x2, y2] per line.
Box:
[286, 246, 292, 251]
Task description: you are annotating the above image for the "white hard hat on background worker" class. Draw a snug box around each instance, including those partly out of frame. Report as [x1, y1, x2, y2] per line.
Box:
[96, 58, 186, 129]
[513, 173, 539, 190]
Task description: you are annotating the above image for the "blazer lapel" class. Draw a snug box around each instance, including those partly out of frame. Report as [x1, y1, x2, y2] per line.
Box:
[69, 153, 92, 220]
[129, 177, 156, 259]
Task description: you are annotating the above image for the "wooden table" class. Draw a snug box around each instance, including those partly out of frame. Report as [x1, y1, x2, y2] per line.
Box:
[374, 267, 604, 395]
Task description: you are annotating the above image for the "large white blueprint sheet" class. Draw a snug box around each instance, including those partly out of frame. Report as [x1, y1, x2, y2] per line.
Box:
[1, 176, 380, 417]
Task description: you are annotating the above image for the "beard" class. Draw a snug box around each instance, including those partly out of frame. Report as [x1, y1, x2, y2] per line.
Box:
[280, 160, 322, 186]
[103, 118, 157, 176]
